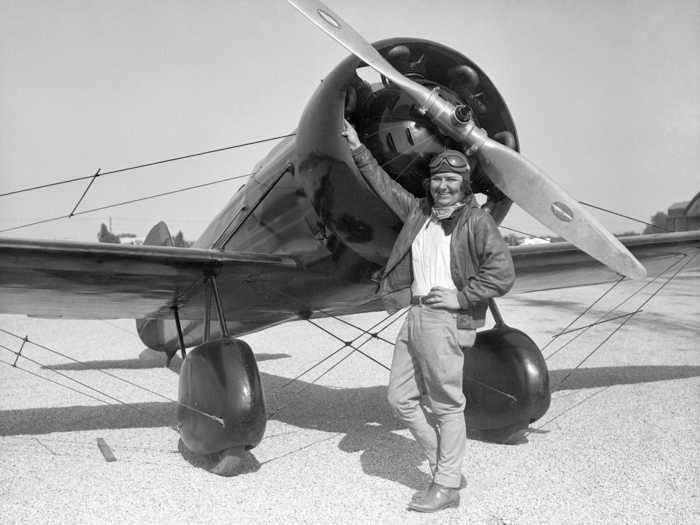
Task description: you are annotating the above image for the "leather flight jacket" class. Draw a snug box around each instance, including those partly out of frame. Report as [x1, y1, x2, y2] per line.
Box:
[352, 145, 516, 329]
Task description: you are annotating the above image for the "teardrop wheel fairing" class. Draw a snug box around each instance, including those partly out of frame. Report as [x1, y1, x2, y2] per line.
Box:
[177, 338, 267, 460]
[463, 327, 551, 443]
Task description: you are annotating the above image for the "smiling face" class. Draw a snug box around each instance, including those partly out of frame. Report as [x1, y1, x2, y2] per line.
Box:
[429, 173, 466, 208]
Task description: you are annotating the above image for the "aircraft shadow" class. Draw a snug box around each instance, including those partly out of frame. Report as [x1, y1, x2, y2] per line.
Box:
[549, 365, 700, 391]
[3, 364, 699, 489]
[508, 297, 700, 338]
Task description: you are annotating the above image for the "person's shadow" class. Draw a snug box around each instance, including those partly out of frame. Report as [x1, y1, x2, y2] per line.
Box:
[338, 422, 431, 491]
[260, 371, 435, 490]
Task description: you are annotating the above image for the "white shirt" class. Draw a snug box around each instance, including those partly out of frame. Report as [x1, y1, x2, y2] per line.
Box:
[411, 216, 457, 296]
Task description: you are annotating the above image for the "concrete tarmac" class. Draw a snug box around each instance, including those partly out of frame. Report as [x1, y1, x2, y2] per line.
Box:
[1, 270, 698, 524]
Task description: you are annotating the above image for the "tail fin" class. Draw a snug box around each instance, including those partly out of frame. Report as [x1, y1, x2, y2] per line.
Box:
[143, 221, 173, 247]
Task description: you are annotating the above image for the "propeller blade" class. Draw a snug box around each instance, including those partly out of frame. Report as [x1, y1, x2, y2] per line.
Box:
[474, 139, 647, 279]
[288, 0, 408, 88]
[289, 0, 647, 279]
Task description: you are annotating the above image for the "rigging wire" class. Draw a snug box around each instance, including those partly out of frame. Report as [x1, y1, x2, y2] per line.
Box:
[0, 173, 251, 234]
[0, 346, 110, 405]
[551, 311, 643, 337]
[502, 202, 663, 240]
[307, 319, 391, 371]
[499, 225, 552, 241]
[579, 200, 668, 232]
[69, 169, 101, 218]
[266, 311, 404, 419]
[544, 254, 689, 361]
[552, 250, 698, 390]
[279, 310, 403, 390]
[0, 328, 224, 425]
[0, 340, 125, 406]
[265, 305, 426, 420]
[0, 133, 296, 198]
[525, 249, 698, 435]
[241, 279, 400, 371]
[540, 276, 625, 352]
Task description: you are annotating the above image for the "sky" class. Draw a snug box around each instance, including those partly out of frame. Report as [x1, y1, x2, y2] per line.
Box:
[1, 0, 698, 242]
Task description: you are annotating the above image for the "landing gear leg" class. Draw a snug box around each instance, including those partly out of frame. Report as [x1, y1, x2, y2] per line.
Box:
[166, 305, 187, 367]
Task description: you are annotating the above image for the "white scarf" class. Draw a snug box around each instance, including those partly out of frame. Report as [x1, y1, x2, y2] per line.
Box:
[431, 201, 466, 221]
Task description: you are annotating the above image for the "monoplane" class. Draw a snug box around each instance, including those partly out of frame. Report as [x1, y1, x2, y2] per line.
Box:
[1, 0, 698, 474]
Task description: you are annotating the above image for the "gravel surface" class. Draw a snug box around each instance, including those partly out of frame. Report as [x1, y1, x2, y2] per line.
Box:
[1, 270, 698, 524]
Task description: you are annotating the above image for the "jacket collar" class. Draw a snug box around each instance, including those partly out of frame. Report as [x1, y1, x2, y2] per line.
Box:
[382, 194, 479, 277]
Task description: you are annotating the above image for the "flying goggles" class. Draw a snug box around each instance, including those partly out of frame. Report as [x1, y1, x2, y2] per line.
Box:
[428, 150, 471, 176]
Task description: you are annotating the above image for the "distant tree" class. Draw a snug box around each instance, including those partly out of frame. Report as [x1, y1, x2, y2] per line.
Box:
[173, 230, 193, 247]
[97, 223, 120, 244]
[173, 231, 185, 247]
[643, 212, 669, 234]
[502, 233, 521, 246]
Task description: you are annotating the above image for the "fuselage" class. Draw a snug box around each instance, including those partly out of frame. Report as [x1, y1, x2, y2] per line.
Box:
[137, 38, 518, 352]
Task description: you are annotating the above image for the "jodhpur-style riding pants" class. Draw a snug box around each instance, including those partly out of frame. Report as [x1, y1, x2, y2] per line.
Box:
[387, 304, 475, 488]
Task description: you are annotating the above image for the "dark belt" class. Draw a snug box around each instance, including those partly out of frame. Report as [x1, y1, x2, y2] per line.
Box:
[410, 295, 428, 305]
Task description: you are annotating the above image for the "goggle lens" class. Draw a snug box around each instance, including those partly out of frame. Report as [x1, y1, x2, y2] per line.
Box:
[429, 154, 469, 173]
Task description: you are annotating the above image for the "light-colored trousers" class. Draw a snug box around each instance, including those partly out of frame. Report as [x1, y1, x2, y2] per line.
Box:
[387, 304, 475, 488]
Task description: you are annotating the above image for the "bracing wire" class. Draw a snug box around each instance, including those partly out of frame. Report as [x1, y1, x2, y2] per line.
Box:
[266, 310, 404, 419]
[0, 328, 225, 425]
[0, 174, 252, 234]
[552, 250, 698, 390]
[540, 276, 625, 353]
[0, 345, 111, 405]
[502, 202, 663, 240]
[579, 200, 668, 232]
[0, 130, 296, 234]
[0, 133, 296, 198]
[526, 248, 698, 435]
[544, 254, 689, 361]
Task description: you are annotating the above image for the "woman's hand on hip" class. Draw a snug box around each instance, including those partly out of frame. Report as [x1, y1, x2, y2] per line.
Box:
[425, 287, 461, 310]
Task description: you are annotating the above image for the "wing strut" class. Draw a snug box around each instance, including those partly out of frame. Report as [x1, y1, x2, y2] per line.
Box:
[171, 305, 188, 366]
[488, 299, 506, 328]
[209, 276, 230, 338]
[168, 274, 230, 366]
[204, 284, 212, 343]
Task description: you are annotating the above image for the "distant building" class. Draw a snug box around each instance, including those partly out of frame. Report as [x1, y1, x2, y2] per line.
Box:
[97, 223, 120, 244]
[667, 192, 700, 232]
[520, 237, 551, 246]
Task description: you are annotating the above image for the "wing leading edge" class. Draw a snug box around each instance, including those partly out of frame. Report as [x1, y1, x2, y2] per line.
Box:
[0, 238, 299, 319]
[510, 231, 700, 294]
[1, 231, 697, 321]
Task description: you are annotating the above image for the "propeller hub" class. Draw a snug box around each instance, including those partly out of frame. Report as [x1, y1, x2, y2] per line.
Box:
[357, 79, 465, 197]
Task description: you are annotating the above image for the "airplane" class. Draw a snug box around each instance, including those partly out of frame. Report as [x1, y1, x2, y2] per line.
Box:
[1, 0, 698, 475]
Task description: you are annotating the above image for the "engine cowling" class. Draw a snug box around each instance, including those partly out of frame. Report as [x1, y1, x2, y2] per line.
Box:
[295, 38, 519, 265]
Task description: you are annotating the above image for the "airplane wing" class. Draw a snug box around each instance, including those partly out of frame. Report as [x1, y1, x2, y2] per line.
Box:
[0, 231, 697, 321]
[509, 231, 700, 294]
[0, 237, 300, 319]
